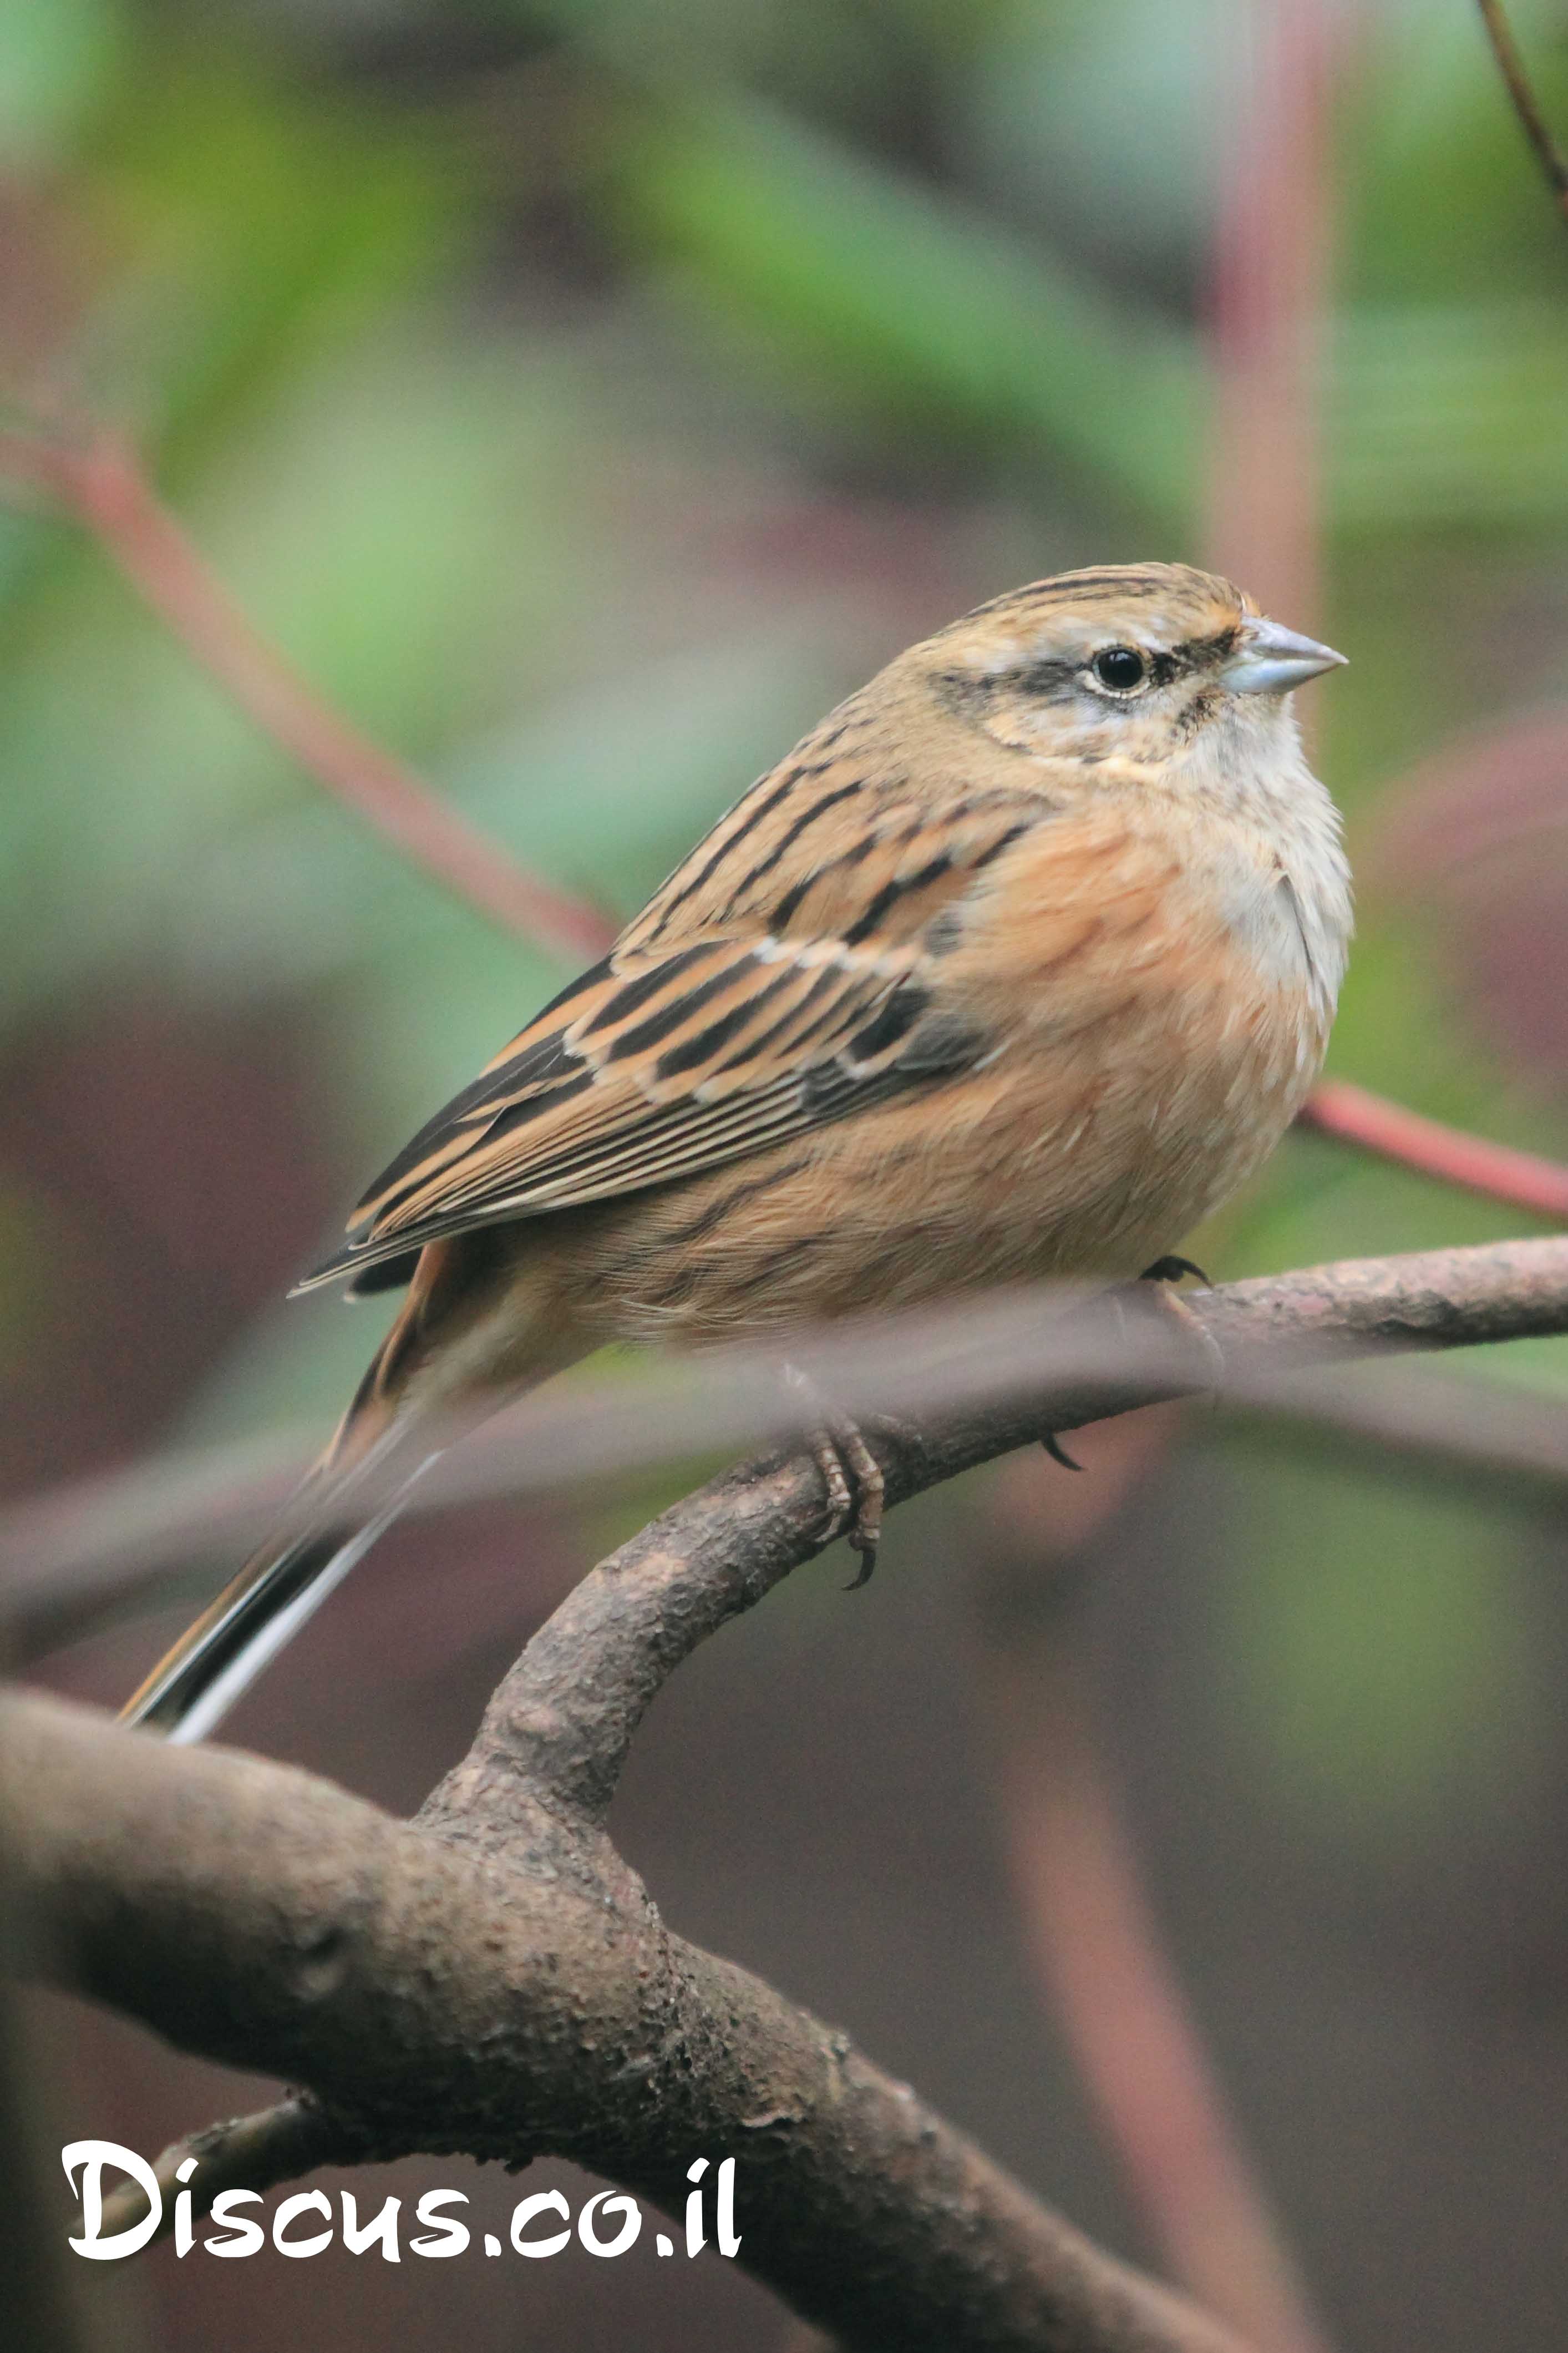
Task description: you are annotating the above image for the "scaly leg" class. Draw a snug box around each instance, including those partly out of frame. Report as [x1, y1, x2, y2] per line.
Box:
[784, 1365, 886, 1587]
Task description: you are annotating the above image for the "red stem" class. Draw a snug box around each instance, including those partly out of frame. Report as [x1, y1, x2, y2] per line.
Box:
[4, 432, 1564, 1232]
[0, 426, 617, 963]
[1000, 1698, 1333, 2353]
[1298, 1080, 1568, 1223]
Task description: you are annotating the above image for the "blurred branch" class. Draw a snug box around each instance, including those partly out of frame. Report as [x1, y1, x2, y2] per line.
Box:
[985, 1631, 1332, 2353]
[9, 1239, 1568, 1654]
[1206, 0, 1344, 625]
[1231, 1351, 1568, 1491]
[0, 418, 616, 961]
[0, 416, 1551, 1223]
[1296, 1080, 1568, 1222]
[1477, 0, 1568, 228]
[9, 1239, 1568, 2345]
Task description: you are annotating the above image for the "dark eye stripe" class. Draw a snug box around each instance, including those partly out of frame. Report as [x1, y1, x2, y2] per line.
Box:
[1168, 625, 1241, 666]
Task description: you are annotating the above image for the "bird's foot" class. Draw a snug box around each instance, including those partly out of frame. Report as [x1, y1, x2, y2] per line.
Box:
[785, 1365, 886, 1587]
[1135, 1257, 1225, 1394]
[1038, 1267, 1211, 1466]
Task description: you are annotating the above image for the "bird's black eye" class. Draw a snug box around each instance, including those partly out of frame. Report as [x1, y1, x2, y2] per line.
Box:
[1092, 646, 1146, 692]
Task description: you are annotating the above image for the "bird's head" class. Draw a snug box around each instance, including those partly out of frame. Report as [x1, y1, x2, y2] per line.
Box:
[917, 562, 1344, 782]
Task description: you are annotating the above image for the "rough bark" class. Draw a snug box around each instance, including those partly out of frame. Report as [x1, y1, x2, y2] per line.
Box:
[11, 1238, 1568, 2350]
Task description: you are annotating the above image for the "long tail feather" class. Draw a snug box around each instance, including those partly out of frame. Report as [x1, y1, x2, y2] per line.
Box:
[119, 1454, 438, 1745]
[119, 1229, 567, 1743]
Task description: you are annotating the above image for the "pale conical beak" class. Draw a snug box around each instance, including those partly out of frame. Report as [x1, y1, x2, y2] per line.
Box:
[1222, 618, 1347, 695]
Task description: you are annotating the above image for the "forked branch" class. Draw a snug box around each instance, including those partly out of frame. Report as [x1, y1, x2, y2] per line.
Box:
[9, 1238, 1568, 2350]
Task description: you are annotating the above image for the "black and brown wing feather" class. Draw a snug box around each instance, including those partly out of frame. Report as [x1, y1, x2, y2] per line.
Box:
[298, 750, 1046, 1296]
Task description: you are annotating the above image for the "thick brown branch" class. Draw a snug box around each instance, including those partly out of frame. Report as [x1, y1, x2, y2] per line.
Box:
[9, 1237, 1568, 2346]
[7, 1693, 1237, 2353]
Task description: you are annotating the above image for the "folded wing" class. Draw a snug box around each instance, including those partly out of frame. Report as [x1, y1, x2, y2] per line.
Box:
[299, 775, 1048, 1295]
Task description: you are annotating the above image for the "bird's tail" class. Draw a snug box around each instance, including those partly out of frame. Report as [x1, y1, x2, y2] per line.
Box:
[120, 1242, 465, 1744]
[119, 1232, 575, 1744]
[118, 1441, 439, 1745]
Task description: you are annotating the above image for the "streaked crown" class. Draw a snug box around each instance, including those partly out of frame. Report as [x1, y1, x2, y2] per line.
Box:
[904, 561, 1343, 772]
[942, 562, 1253, 674]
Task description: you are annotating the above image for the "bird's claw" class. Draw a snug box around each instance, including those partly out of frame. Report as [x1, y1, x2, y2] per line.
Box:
[786, 1365, 886, 1587]
[1140, 1254, 1211, 1287]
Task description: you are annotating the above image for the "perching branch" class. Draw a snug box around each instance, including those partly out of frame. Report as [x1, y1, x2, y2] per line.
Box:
[9, 1239, 1568, 2347]
[8, 1239, 1568, 1660]
[7, 1698, 1237, 2353]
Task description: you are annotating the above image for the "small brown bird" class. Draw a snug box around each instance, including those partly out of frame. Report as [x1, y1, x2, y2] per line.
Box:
[121, 563, 1350, 1742]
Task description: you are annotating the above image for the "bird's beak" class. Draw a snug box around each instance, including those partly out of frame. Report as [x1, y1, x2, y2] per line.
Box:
[1222, 618, 1347, 696]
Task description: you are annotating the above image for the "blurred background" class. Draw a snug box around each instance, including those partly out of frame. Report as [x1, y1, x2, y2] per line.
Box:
[6, 0, 1568, 2346]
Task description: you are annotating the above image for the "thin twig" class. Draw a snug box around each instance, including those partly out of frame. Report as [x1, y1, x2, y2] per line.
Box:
[0, 423, 616, 960]
[1477, 0, 1568, 227]
[99, 2100, 337, 2245]
[9, 1240, 1568, 1651]
[1296, 1080, 1568, 1222]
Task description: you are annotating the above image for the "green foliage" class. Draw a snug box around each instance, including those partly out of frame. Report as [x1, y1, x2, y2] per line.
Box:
[611, 93, 1199, 517]
[1222, 1449, 1549, 1842]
